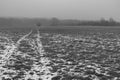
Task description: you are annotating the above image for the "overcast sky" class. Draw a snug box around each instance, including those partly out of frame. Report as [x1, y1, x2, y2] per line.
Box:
[0, 0, 120, 21]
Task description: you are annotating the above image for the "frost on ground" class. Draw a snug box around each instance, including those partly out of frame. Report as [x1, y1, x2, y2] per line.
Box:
[1, 31, 120, 80]
[0, 31, 57, 80]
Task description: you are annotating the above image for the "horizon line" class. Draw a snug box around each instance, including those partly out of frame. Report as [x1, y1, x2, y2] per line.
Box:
[0, 16, 119, 22]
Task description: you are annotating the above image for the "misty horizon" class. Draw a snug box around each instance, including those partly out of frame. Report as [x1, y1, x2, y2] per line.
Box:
[0, 17, 119, 22]
[0, 0, 120, 21]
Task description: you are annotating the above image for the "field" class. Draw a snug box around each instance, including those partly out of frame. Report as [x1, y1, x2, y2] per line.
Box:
[0, 26, 120, 80]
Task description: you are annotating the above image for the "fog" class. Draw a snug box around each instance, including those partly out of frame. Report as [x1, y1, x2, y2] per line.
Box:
[0, 0, 120, 21]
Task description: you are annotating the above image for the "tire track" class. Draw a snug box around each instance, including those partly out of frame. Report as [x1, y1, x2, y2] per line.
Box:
[31, 30, 57, 80]
[0, 30, 33, 79]
[0, 29, 58, 80]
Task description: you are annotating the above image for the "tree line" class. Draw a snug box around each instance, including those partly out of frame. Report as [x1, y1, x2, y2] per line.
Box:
[49, 18, 120, 26]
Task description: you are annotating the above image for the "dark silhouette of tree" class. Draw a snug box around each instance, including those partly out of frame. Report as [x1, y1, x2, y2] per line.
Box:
[36, 23, 41, 26]
[51, 17, 59, 26]
[109, 18, 115, 23]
